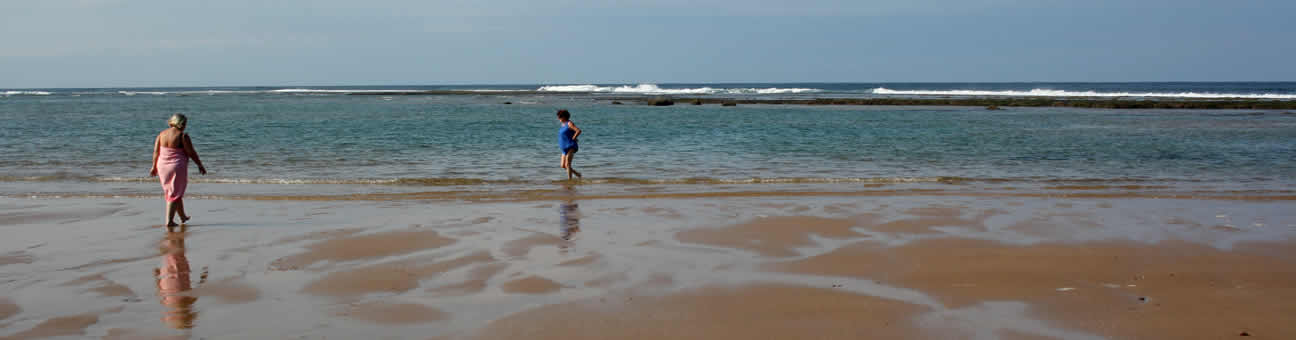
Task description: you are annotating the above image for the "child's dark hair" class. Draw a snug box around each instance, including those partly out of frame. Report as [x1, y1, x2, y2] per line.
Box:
[556, 109, 571, 120]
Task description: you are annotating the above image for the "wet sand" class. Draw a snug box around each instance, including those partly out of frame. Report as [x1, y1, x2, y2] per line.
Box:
[1, 195, 1293, 339]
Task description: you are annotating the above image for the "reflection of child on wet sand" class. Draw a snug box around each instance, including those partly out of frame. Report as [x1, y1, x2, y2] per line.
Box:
[560, 201, 580, 240]
[155, 228, 207, 329]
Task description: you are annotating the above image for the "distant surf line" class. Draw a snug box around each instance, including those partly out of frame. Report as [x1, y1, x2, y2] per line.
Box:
[871, 88, 1296, 99]
[536, 84, 821, 95]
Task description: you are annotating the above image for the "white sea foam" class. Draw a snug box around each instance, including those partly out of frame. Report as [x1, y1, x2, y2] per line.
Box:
[748, 87, 820, 94]
[3, 91, 52, 96]
[270, 88, 356, 93]
[269, 88, 420, 94]
[118, 91, 169, 96]
[537, 84, 820, 95]
[183, 90, 259, 95]
[871, 88, 1296, 99]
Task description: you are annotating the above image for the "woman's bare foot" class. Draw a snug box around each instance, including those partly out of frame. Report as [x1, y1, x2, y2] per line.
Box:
[180, 215, 191, 224]
[573, 170, 582, 178]
[166, 221, 179, 227]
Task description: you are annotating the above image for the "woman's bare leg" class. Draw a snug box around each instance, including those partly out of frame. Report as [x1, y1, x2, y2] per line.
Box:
[560, 154, 568, 169]
[164, 200, 178, 227]
[177, 199, 190, 223]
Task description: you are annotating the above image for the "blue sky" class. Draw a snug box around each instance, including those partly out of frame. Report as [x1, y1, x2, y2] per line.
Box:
[2, 0, 1293, 88]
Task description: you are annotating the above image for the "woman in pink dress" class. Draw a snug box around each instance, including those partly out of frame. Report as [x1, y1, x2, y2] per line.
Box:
[149, 114, 208, 227]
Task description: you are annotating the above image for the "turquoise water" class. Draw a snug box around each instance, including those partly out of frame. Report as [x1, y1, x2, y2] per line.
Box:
[2, 86, 1295, 198]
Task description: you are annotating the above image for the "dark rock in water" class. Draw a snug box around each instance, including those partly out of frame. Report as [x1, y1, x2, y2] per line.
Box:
[647, 98, 674, 106]
[986, 105, 1002, 110]
[1239, 331, 1250, 336]
[503, 102, 512, 105]
[611, 101, 623, 105]
[691, 99, 703, 105]
[721, 102, 737, 107]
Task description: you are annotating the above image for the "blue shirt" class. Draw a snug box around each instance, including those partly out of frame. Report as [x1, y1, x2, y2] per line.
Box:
[558, 122, 578, 152]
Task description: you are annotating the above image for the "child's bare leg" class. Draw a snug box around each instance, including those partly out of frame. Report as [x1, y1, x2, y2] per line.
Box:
[565, 151, 582, 179]
[563, 151, 573, 179]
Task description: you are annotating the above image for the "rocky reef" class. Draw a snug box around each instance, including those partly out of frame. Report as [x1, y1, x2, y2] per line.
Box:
[618, 97, 1296, 110]
[646, 98, 675, 106]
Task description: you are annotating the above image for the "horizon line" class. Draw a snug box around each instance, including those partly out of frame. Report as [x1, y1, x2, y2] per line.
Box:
[7, 80, 1296, 91]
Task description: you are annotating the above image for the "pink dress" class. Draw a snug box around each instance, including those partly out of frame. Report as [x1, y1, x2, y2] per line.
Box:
[157, 147, 189, 202]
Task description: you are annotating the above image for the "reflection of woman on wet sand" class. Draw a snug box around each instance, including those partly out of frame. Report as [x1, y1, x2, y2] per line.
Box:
[560, 201, 581, 240]
[155, 227, 207, 329]
[149, 114, 208, 227]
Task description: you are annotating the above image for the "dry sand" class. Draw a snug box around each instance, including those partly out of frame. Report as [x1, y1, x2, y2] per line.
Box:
[1, 195, 1293, 339]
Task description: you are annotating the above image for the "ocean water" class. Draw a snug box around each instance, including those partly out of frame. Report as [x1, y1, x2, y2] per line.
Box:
[2, 82, 1294, 199]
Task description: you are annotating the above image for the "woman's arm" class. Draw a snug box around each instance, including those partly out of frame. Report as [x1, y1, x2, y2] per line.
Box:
[569, 122, 581, 140]
[150, 134, 160, 176]
[182, 133, 207, 175]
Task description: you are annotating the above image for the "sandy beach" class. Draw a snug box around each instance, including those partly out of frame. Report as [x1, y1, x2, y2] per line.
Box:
[6, 0, 1296, 338]
[1, 193, 1293, 339]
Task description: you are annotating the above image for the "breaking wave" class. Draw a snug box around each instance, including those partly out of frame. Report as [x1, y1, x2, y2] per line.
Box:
[118, 91, 169, 96]
[3, 91, 52, 96]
